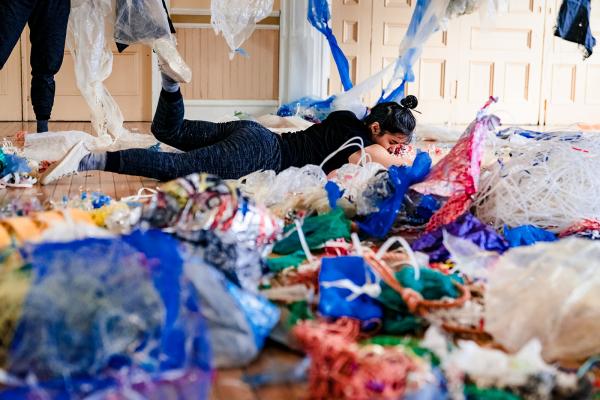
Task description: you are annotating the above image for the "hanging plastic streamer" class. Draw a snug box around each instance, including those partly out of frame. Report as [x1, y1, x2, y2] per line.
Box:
[211, 0, 274, 58]
[308, 0, 352, 91]
[1, 231, 213, 398]
[358, 151, 431, 239]
[113, 0, 172, 45]
[412, 98, 499, 232]
[474, 129, 600, 233]
[378, 0, 451, 103]
[67, 0, 128, 139]
[485, 238, 600, 362]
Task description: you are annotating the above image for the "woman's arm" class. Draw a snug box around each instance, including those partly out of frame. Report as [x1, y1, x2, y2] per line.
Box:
[348, 144, 414, 168]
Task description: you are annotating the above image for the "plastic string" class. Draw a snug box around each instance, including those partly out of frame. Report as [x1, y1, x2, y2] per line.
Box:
[294, 219, 315, 262]
[319, 136, 368, 170]
[375, 236, 421, 280]
[120, 187, 158, 202]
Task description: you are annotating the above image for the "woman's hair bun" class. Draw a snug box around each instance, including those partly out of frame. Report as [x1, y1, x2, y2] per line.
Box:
[400, 95, 418, 110]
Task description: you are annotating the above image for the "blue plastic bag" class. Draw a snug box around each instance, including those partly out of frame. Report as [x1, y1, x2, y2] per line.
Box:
[503, 225, 557, 248]
[318, 256, 382, 322]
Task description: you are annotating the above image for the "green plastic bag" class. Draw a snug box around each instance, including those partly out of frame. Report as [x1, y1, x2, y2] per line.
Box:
[272, 208, 351, 255]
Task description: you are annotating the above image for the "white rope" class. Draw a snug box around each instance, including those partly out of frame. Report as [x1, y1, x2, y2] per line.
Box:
[120, 187, 158, 202]
[294, 219, 314, 262]
[375, 236, 421, 280]
[319, 136, 368, 170]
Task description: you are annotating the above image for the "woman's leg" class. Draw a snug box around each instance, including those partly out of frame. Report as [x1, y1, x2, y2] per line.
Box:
[106, 121, 281, 181]
[152, 89, 258, 151]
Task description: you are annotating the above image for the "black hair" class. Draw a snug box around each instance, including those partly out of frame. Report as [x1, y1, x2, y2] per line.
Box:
[362, 95, 418, 141]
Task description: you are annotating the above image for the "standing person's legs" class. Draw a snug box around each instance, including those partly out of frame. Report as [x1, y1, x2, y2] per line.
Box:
[106, 121, 282, 181]
[152, 89, 239, 151]
[28, 0, 70, 132]
[0, 0, 34, 68]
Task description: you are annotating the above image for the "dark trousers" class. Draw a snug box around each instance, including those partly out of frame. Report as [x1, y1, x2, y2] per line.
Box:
[105, 90, 282, 181]
[0, 0, 70, 121]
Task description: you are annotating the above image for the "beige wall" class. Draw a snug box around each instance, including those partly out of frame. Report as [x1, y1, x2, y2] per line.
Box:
[171, 0, 280, 11]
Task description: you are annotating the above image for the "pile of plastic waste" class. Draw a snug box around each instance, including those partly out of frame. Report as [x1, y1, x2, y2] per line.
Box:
[2, 99, 600, 399]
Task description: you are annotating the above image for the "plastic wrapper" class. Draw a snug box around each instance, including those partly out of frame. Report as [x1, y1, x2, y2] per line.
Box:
[1, 230, 212, 398]
[211, 0, 274, 58]
[485, 238, 600, 362]
[411, 213, 507, 263]
[184, 257, 279, 368]
[114, 0, 171, 45]
[412, 98, 499, 232]
[318, 256, 383, 322]
[330, 162, 388, 216]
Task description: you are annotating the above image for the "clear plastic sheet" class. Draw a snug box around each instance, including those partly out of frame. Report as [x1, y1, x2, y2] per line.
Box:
[211, 0, 274, 58]
[67, 0, 128, 139]
[485, 238, 600, 362]
[114, 0, 171, 45]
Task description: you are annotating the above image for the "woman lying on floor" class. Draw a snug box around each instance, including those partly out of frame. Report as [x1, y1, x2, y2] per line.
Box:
[40, 73, 419, 185]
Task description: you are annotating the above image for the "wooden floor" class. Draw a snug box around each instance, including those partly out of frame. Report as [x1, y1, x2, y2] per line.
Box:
[0, 121, 307, 399]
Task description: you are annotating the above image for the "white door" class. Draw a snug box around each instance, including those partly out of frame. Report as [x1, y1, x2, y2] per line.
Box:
[454, 0, 547, 125]
[0, 41, 23, 121]
[541, 0, 600, 125]
[328, 0, 373, 95]
[370, 0, 460, 124]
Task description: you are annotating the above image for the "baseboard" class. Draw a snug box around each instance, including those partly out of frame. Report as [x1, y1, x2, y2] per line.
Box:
[183, 100, 279, 121]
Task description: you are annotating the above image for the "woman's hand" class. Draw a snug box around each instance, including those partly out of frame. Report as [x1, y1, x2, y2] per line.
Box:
[349, 144, 415, 168]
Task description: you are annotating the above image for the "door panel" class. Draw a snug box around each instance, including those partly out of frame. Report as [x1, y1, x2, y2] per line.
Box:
[328, 0, 373, 95]
[454, 0, 546, 124]
[542, 0, 600, 125]
[0, 42, 23, 121]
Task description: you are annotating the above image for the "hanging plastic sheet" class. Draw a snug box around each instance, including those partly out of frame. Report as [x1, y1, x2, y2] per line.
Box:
[308, 0, 353, 91]
[1, 231, 212, 398]
[211, 0, 274, 58]
[318, 256, 383, 323]
[67, 0, 128, 139]
[358, 151, 431, 239]
[113, 0, 172, 45]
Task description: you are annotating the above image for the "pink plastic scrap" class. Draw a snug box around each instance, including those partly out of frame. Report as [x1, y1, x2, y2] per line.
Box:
[559, 219, 600, 238]
[411, 97, 499, 232]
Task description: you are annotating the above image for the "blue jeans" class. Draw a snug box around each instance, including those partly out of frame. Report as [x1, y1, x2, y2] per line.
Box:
[555, 0, 596, 58]
[105, 90, 282, 181]
[0, 0, 70, 121]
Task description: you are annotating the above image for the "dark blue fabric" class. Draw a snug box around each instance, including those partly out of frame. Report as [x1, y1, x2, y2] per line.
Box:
[0, 0, 70, 121]
[555, 0, 596, 58]
[106, 90, 282, 180]
[503, 225, 557, 248]
[308, 0, 353, 91]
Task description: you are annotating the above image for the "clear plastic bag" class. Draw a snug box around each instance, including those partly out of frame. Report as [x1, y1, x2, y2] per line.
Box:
[485, 238, 600, 362]
[211, 0, 274, 58]
[114, 0, 171, 45]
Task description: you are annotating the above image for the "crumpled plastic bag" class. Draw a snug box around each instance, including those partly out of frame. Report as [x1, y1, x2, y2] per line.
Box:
[211, 0, 274, 58]
[485, 238, 600, 362]
[184, 258, 279, 368]
[503, 225, 557, 248]
[411, 213, 508, 263]
[114, 0, 171, 45]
